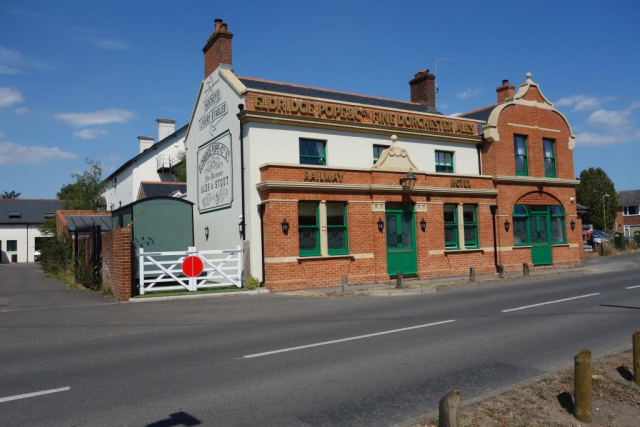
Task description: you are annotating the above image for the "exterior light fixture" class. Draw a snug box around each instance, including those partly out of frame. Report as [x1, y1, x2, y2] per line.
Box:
[400, 169, 417, 185]
[570, 220, 576, 231]
[281, 218, 289, 234]
[504, 219, 511, 232]
[420, 218, 426, 232]
[238, 215, 244, 239]
[205, 226, 210, 240]
[377, 218, 384, 232]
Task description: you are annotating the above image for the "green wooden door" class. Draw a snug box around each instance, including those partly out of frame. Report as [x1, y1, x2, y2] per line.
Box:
[530, 210, 552, 266]
[386, 204, 417, 276]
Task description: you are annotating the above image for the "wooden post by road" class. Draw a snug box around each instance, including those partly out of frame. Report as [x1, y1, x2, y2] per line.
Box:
[574, 350, 592, 423]
[634, 331, 640, 387]
[396, 271, 403, 289]
[523, 263, 530, 276]
[342, 276, 348, 293]
[469, 267, 476, 282]
[439, 389, 460, 427]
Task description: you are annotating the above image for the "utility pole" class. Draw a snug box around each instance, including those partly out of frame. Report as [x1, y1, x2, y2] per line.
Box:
[433, 57, 456, 102]
[602, 193, 610, 233]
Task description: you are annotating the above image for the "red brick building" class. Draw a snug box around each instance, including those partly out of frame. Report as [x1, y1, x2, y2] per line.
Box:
[186, 20, 582, 291]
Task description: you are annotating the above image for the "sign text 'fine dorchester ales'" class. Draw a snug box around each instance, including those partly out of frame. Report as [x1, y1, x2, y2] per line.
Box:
[197, 130, 233, 213]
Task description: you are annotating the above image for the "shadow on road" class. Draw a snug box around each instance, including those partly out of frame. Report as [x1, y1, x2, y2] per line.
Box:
[146, 411, 202, 427]
[600, 304, 640, 310]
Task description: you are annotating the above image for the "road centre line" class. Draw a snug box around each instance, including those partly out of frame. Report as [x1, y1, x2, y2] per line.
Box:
[501, 293, 601, 313]
[243, 319, 456, 359]
[626, 285, 640, 289]
[0, 387, 70, 404]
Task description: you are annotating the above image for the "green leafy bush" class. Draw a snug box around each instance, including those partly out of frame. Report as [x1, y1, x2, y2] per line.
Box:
[244, 275, 260, 290]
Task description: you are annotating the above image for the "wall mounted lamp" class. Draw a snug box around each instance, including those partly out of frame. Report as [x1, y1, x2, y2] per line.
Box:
[504, 219, 511, 232]
[420, 218, 426, 232]
[205, 226, 210, 240]
[377, 218, 384, 232]
[570, 220, 576, 231]
[399, 169, 417, 186]
[281, 218, 289, 234]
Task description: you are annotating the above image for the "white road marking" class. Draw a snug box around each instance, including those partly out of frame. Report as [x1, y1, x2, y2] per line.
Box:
[0, 387, 70, 403]
[243, 319, 456, 358]
[501, 293, 601, 313]
[626, 285, 640, 289]
[0, 302, 119, 313]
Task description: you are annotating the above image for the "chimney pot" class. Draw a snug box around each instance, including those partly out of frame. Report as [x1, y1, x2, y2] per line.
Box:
[496, 79, 516, 103]
[214, 18, 223, 32]
[409, 69, 436, 109]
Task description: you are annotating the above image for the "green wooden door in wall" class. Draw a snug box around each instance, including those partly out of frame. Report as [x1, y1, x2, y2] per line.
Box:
[530, 210, 552, 266]
[386, 204, 417, 276]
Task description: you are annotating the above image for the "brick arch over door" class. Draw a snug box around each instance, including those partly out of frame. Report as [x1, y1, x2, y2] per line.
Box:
[516, 191, 562, 206]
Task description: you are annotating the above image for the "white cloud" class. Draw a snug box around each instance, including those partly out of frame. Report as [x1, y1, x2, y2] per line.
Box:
[0, 130, 4, 138]
[587, 108, 633, 127]
[0, 87, 24, 107]
[0, 45, 47, 74]
[74, 128, 108, 140]
[0, 142, 78, 164]
[556, 94, 615, 111]
[576, 130, 640, 146]
[104, 152, 122, 163]
[89, 37, 130, 50]
[456, 88, 481, 100]
[15, 107, 28, 115]
[54, 109, 136, 126]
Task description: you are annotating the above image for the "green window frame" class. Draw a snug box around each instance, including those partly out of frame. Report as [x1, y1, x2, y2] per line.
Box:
[513, 205, 530, 246]
[299, 139, 326, 166]
[550, 205, 565, 244]
[462, 205, 478, 248]
[7, 240, 17, 251]
[444, 204, 459, 249]
[543, 138, 556, 178]
[514, 135, 528, 176]
[327, 202, 349, 255]
[373, 144, 388, 165]
[298, 202, 320, 256]
[435, 150, 454, 173]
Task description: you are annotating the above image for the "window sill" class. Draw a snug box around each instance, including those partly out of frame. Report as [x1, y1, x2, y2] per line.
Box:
[513, 245, 532, 248]
[552, 243, 569, 247]
[297, 254, 354, 261]
[444, 248, 484, 254]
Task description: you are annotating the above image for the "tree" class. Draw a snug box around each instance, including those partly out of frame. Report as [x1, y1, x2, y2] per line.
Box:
[172, 150, 187, 182]
[57, 158, 106, 210]
[576, 167, 618, 231]
[1, 190, 21, 199]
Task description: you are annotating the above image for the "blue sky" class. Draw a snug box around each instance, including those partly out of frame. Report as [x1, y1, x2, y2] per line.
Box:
[1, 0, 639, 198]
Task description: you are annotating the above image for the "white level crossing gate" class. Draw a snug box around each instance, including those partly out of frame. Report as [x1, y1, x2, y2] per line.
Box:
[138, 246, 242, 295]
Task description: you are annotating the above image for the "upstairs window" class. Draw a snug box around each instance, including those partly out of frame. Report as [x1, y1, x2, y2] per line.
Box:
[543, 138, 556, 178]
[373, 144, 388, 165]
[299, 139, 326, 166]
[514, 135, 528, 176]
[435, 151, 454, 173]
[624, 206, 640, 216]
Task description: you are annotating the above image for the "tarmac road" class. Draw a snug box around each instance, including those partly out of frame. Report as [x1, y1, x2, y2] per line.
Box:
[1, 259, 639, 426]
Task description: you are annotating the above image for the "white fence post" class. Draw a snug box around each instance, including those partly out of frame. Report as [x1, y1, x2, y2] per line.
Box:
[139, 248, 145, 295]
[237, 244, 243, 287]
[188, 246, 197, 291]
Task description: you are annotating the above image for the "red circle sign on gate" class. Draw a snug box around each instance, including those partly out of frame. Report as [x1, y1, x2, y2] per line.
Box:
[182, 255, 204, 277]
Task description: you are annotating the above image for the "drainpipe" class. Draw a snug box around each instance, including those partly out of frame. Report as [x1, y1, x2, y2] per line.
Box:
[238, 104, 246, 241]
[490, 205, 499, 272]
[476, 147, 483, 175]
[259, 204, 266, 287]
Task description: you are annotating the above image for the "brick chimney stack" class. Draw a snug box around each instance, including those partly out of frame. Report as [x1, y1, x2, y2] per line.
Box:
[496, 79, 516, 103]
[409, 69, 436, 110]
[203, 18, 233, 78]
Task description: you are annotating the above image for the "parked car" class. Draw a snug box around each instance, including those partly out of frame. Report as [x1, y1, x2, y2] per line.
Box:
[592, 230, 609, 245]
[34, 250, 41, 262]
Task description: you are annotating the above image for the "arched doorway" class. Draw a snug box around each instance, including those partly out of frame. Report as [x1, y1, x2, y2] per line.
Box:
[513, 192, 566, 266]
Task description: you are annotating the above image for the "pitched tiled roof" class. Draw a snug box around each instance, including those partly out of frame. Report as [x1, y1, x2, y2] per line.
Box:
[139, 182, 187, 199]
[459, 104, 498, 122]
[238, 76, 443, 115]
[0, 199, 63, 224]
[65, 215, 113, 232]
[619, 190, 640, 206]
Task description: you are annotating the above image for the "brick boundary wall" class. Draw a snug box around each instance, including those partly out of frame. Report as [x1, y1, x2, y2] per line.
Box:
[101, 228, 132, 301]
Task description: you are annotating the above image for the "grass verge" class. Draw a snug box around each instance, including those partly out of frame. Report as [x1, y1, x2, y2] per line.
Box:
[133, 286, 250, 298]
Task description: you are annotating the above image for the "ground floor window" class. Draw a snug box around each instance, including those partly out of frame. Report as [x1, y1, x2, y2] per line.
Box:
[7, 240, 17, 251]
[299, 201, 349, 257]
[513, 205, 565, 245]
[463, 205, 478, 248]
[299, 202, 320, 256]
[444, 204, 458, 249]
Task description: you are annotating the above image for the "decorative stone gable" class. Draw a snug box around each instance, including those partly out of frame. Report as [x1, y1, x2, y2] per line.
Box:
[372, 135, 418, 172]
